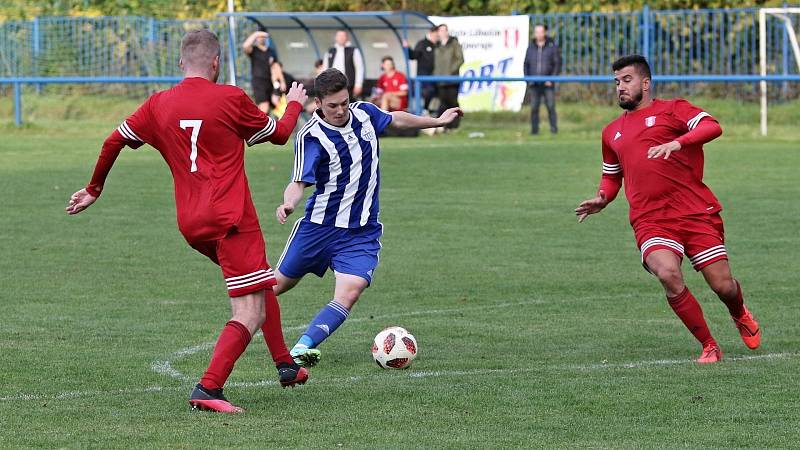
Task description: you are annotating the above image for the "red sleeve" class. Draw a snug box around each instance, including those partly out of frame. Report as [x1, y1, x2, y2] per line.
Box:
[598, 133, 622, 202]
[238, 92, 301, 146]
[376, 75, 385, 91]
[676, 118, 722, 148]
[85, 99, 153, 197]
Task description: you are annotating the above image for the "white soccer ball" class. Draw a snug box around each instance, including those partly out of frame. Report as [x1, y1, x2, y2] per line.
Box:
[371, 326, 418, 369]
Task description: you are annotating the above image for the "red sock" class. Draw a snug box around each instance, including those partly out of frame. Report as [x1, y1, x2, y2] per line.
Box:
[667, 287, 716, 347]
[720, 279, 745, 318]
[200, 320, 251, 390]
[261, 289, 293, 366]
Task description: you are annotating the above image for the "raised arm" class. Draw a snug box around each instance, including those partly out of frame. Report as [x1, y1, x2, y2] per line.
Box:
[390, 107, 463, 130]
[242, 82, 308, 146]
[242, 31, 267, 55]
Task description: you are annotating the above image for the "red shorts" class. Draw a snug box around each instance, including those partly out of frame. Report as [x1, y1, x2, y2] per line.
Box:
[634, 213, 728, 272]
[190, 229, 277, 298]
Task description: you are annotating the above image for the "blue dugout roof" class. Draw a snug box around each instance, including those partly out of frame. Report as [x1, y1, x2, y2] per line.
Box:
[218, 11, 435, 80]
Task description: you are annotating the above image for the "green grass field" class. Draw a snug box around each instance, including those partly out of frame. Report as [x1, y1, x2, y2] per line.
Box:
[1, 96, 799, 448]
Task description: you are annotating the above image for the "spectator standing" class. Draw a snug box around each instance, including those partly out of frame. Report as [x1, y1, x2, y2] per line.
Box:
[404, 26, 439, 112]
[433, 24, 464, 129]
[523, 24, 562, 135]
[323, 30, 365, 99]
[243, 30, 277, 113]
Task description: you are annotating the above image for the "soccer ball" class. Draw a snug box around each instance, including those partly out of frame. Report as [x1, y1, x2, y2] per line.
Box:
[371, 326, 418, 369]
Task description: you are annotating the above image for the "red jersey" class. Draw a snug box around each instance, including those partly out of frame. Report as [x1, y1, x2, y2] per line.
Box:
[87, 77, 301, 243]
[600, 98, 722, 226]
[377, 71, 409, 110]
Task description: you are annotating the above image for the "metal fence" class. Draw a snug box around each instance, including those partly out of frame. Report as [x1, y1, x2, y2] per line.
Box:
[1, 7, 799, 125]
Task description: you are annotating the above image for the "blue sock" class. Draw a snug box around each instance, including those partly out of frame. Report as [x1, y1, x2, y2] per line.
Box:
[298, 300, 350, 348]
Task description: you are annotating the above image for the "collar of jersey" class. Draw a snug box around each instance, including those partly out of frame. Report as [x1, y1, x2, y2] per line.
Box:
[315, 109, 353, 131]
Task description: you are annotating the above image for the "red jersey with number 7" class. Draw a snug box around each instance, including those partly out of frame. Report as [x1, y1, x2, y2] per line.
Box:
[87, 76, 301, 243]
[599, 98, 723, 227]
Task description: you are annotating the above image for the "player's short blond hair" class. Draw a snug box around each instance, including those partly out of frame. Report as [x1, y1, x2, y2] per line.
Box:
[180, 29, 221, 69]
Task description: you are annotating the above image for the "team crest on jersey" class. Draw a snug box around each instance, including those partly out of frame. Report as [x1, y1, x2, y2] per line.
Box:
[361, 126, 375, 142]
[645, 116, 656, 127]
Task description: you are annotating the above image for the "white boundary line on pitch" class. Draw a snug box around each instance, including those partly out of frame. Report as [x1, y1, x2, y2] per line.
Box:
[2, 352, 796, 403]
[150, 299, 549, 382]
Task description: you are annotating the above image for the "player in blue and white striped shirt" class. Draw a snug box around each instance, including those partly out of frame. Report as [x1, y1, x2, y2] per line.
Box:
[272, 69, 463, 365]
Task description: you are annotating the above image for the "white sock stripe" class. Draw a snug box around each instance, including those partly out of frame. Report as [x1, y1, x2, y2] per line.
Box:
[328, 301, 350, 317]
[690, 249, 728, 266]
[602, 163, 621, 168]
[225, 269, 271, 282]
[688, 245, 726, 261]
[227, 274, 275, 290]
[602, 169, 622, 174]
[121, 121, 143, 141]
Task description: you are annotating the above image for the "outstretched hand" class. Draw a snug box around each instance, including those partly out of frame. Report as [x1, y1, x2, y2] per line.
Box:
[575, 191, 608, 223]
[275, 202, 295, 225]
[66, 188, 97, 215]
[437, 107, 464, 126]
[285, 81, 308, 105]
[647, 140, 681, 160]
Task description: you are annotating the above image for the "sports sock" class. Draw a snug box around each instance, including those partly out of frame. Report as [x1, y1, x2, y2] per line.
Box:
[718, 279, 745, 318]
[667, 287, 716, 347]
[260, 289, 294, 366]
[296, 300, 350, 349]
[200, 320, 252, 390]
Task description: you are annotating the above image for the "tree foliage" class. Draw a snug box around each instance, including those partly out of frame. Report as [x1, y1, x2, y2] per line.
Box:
[0, 0, 785, 20]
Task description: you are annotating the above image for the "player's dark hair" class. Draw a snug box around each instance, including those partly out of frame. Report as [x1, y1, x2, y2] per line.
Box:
[382, 56, 394, 64]
[180, 29, 220, 67]
[315, 68, 349, 99]
[612, 54, 651, 79]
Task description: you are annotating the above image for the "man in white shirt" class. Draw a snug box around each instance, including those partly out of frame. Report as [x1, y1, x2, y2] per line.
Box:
[323, 29, 365, 99]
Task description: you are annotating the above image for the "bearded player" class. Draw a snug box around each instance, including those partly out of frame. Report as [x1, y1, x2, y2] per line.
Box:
[575, 55, 761, 363]
[66, 30, 309, 413]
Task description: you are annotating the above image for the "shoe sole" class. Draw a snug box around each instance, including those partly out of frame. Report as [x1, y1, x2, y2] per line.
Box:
[189, 399, 243, 414]
[293, 350, 321, 367]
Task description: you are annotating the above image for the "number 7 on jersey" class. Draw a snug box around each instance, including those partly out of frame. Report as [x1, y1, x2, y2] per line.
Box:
[179, 119, 203, 172]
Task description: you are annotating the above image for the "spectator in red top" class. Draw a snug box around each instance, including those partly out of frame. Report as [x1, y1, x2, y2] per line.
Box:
[373, 56, 408, 111]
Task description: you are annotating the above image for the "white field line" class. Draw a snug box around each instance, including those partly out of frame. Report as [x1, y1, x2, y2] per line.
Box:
[3, 352, 797, 403]
[151, 299, 547, 381]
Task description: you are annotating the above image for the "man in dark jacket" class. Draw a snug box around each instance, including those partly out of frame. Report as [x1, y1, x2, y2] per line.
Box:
[433, 24, 464, 129]
[404, 26, 439, 112]
[524, 24, 562, 135]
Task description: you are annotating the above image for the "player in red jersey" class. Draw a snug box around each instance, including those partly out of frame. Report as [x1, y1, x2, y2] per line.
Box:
[65, 30, 309, 413]
[575, 55, 761, 363]
[374, 56, 409, 111]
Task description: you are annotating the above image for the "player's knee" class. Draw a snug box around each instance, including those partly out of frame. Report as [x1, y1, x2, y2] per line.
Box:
[710, 276, 737, 299]
[653, 266, 684, 292]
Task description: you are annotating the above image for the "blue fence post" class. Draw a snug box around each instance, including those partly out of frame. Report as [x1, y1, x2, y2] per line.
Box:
[32, 17, 41, 93]
[13, 82, 22, 126]
[414, 78, 422, 115]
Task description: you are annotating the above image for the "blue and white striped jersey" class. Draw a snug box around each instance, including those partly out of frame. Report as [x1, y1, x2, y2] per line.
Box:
[292, 102, 393, 228]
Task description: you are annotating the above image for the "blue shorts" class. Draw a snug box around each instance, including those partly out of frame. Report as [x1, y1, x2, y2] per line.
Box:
[277, 219, 383, 285]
